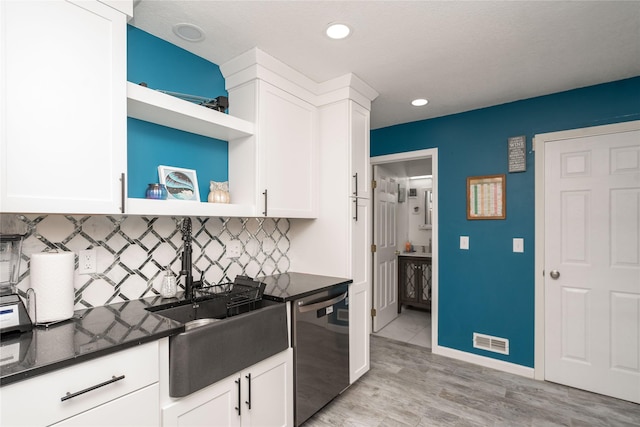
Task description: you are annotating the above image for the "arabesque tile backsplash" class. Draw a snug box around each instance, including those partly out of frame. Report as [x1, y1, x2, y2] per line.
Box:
[2, 214, 291, 309]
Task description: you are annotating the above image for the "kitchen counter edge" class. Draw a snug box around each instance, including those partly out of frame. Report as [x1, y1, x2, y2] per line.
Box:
[0, 297, 185, 386]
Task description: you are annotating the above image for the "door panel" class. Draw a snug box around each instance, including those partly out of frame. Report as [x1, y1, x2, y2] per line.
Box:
[372, 166, 399, 332]
[544, 124, 640, 404]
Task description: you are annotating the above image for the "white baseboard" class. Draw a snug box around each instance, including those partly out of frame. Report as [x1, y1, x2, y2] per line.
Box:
[432, 344, 535, 378]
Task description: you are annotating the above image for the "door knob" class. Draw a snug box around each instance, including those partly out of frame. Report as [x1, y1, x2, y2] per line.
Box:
[549, 270, 560, 279]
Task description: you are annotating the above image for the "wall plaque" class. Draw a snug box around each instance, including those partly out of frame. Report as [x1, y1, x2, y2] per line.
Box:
[508, 135, 526, 172]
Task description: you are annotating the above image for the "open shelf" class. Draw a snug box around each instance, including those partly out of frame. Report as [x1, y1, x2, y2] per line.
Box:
[127, 82, 255, 140]
[127, 198, 256, 218]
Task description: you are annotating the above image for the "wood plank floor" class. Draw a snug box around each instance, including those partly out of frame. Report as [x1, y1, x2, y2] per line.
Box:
[303, 335, 640, 427]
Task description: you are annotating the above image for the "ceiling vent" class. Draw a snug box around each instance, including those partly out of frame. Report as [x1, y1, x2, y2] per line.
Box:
[473, 333, 509, 355]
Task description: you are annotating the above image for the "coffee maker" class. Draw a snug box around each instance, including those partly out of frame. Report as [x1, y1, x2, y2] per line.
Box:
[0, 234, 33, 335]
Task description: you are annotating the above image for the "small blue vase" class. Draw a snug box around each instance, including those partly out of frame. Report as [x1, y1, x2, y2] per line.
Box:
[146, 183, 168, 200]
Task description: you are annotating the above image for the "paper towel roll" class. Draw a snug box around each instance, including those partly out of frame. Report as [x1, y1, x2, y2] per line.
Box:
[30, 251, 75, 324]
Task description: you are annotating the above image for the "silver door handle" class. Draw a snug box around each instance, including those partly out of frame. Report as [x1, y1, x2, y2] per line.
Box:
[550, 270, 560, 279]
[297, 291, 348, 313]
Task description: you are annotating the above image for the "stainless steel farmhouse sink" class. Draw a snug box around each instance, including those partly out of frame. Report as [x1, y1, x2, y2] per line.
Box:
[147, 279, 288, 397]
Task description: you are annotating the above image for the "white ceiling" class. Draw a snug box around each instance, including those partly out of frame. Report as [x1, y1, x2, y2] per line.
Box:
[130, 1, 640, 130]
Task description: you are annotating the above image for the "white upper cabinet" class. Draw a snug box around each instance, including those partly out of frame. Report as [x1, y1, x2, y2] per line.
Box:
[258, 82, 318, 218]
[351, 102, 372, 201]
[0, 0, 128, 214]
[222, 49, 320, 219]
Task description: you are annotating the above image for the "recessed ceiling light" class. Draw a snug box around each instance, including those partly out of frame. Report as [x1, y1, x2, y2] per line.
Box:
[173, 23, 205, 42]
[411, 98, 429, 107]
[326, 23, 351, 40]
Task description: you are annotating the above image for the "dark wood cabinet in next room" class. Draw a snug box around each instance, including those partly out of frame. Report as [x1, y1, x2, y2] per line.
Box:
[398, 256, 432, 312]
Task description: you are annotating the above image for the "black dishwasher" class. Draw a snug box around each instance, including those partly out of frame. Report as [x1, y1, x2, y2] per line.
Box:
[292, 284, 350, 426]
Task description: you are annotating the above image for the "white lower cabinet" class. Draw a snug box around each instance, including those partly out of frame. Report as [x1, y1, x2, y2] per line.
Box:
[162, 349, 293, 427]
[349, 197, 371, 384]
[0, 341, 159, 427]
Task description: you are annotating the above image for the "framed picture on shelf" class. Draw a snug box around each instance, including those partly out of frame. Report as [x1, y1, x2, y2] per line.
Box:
[158, 165, 200, 201]
[467, 174, 506, 220]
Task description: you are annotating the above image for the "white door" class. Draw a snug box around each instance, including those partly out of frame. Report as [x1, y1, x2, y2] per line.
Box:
[372, 165, 399, 332]
[544, 122, 640, 403]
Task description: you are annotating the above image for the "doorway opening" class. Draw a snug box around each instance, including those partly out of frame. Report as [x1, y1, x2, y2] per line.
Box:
[370, 148, 438, 350]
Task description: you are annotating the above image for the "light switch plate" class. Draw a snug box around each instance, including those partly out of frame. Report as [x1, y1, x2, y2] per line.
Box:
[460, 236, 469, 250]
[513, 238, 524, 253]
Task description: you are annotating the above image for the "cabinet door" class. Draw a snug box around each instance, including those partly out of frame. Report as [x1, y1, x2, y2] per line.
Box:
[52, 384, 159, 427]
[259, 82, 318, 218]
[162, 375, 241, 427]
[349, 275, 371, 384]
[350, 101, 371, 200]
[242, 349, 293, 427]
[419, 259, 432, 307]
[0, 0, 127, 214]
[349, 102, 372, 384]
[402, 258, 419, 304]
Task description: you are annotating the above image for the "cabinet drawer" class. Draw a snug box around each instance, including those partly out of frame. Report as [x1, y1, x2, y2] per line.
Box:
[0, 341, 159, 426]
[52, 384, 159, 427]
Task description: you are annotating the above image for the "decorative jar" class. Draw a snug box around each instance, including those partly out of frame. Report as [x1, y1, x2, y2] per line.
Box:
[207, 181, 230, 203]
[160, 268, 177, 298]
[146, 183, 168, 200]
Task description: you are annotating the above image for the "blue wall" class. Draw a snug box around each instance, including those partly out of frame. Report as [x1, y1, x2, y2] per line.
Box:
[371, 77, 640, 367]
[127, 26, 228, 201]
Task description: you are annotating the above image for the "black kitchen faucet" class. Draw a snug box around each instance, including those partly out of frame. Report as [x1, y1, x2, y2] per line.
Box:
[180, 218, 202, 300]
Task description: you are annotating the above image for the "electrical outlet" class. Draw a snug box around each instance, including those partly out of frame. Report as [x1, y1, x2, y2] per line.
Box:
[79, 249, 96, 274]
[226, 240, 242, 259]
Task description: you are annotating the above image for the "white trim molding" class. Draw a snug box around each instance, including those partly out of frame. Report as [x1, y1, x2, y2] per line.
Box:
[433, 344, 535, 379]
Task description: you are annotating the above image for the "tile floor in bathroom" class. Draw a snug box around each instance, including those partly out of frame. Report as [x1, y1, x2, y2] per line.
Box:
[372, 305, 431, 348]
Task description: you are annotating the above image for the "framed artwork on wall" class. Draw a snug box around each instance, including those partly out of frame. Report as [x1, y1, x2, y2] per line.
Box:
[158, 165, 200, 201]
[467, 174, 506, 220]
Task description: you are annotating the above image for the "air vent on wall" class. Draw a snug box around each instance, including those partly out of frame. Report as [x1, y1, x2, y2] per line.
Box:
[473, 333, 509, 355]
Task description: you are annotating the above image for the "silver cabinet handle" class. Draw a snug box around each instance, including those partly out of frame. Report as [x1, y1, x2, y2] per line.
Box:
[550, 270, 560, 279]
[353, 198, 358, 221]
[353, 173, 358, 197]
[61, 375, 125, 402]
[262, 189, 268, 216]
[120, 173, 126, 213]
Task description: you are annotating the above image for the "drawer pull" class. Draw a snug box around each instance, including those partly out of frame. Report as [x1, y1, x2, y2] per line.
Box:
[61, 375, 125, 402]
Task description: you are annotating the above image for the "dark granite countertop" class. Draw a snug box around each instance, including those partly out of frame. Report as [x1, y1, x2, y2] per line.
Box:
[258, 272, 353, 302]
[0, 272, 350, 386]
[398, 251, 432, 258]
[0, 296, 184, 386]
